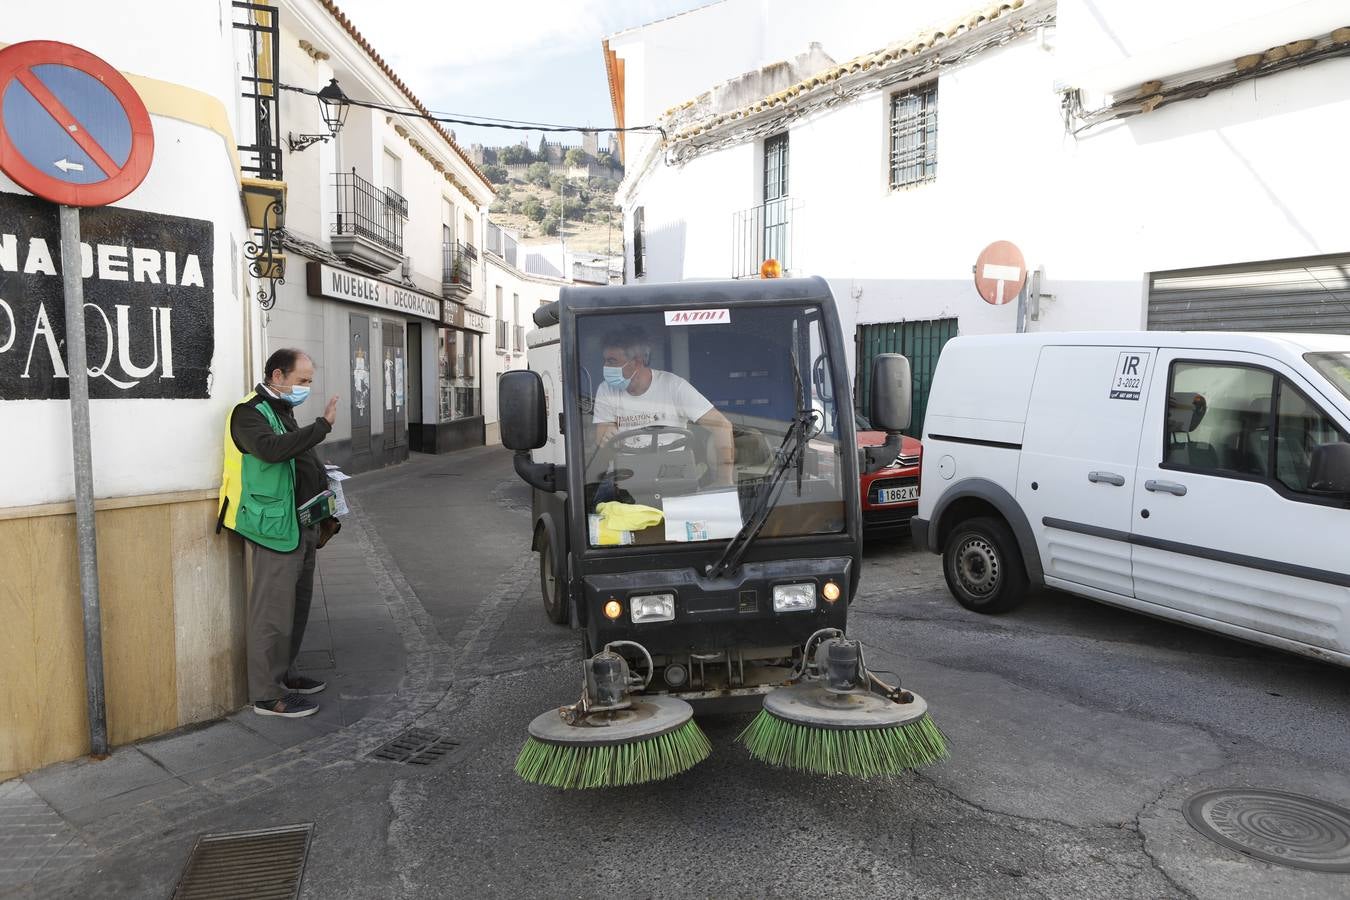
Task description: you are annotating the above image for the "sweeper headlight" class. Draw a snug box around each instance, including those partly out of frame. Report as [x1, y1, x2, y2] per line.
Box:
[773, 583, 817, 612]
[630, 593, 676, 623]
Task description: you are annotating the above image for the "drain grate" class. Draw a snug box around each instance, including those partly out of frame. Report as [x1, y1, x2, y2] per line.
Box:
[1184, 789, 1350, 872]
[173, 823, 313, 899]
[369, 728, 459, 765]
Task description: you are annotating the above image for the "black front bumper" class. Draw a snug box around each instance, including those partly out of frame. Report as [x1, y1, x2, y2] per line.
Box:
[581, 556, 853, 656]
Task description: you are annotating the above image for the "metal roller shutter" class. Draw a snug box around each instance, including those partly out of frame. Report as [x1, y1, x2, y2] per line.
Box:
[1148, 254, 1350, 334]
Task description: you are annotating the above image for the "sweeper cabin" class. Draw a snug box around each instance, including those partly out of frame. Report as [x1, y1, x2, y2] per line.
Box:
[498, 277, 948, 789]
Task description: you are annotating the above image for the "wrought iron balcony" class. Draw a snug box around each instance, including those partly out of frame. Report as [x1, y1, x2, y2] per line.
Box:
[331, 169, 407, 273]
[442, 240, 478, 301]
[732, 197, 795, 279]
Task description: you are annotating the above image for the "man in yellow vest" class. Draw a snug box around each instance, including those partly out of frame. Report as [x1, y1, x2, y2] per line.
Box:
[219, 349, 338, 718]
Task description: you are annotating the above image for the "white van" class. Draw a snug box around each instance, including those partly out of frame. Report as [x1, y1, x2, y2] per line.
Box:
[911, 332, 1350, 665]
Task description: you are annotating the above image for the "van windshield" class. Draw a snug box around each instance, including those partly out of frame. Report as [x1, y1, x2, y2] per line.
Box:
[576, 305, 846, 548]
[1307, 352, 1350, 403]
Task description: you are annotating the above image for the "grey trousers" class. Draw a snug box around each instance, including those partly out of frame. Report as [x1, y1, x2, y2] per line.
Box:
[247, 526, 320, 702]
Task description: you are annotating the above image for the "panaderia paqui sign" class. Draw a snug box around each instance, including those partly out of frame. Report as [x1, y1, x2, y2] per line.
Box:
[0, 191, 213, 400]
[306, 261, 440, 320]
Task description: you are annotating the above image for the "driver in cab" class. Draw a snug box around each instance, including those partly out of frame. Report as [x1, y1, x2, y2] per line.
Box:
[593, 326, 735, 485]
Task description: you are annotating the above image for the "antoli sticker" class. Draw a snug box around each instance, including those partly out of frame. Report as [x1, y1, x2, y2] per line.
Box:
[664, 308, 730, 326]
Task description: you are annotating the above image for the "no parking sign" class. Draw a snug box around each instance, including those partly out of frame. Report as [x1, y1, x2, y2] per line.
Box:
[0, 40, 156, 758]
[0, 40, 154, 206]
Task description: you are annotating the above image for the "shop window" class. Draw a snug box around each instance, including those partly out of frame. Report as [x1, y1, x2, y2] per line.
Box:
[438, 328, 480, 421]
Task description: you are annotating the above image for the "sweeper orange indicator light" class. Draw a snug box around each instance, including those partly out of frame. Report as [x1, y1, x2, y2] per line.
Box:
[759, 258, 782, 279]
[603, 599, 623, 620]
[822, 582, 841, 603]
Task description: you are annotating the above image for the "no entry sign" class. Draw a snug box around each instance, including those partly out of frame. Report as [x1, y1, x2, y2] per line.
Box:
[0, 41, 153, 207]
[974, 240, 1026, 306]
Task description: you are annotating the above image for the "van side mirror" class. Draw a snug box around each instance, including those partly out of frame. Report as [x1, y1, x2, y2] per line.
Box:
[869, 354, 912, 433]
[499, 370, 547, 451]
[1308, 442, 1350, 497]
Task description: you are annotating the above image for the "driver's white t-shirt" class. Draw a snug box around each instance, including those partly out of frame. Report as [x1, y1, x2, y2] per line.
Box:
[593, 370, 714, 432]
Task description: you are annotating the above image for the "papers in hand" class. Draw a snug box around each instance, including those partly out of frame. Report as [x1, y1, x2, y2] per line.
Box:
[662, 490, 743, 542]
[324, 465, 350, 516]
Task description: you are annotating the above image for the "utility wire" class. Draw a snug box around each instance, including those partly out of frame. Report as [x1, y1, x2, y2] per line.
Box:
[279, 82, 664, 135]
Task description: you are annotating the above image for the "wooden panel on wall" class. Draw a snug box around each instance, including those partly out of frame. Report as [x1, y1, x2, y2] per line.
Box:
[172, 500, 248, 723]
[97, 506, 178, 746]
[0, 517, 88, 781]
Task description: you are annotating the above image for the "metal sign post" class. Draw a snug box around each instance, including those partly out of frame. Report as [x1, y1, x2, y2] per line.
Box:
[0, 40, 155, 759]
[58, 203, 108, 755]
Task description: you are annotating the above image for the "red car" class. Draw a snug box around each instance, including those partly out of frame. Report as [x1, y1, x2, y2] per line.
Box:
[856, 413, 923, 535]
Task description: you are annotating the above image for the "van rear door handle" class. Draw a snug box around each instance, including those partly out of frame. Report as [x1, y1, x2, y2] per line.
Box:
[1145, 479, 1188, 496]
[1088, 471, 1126, 486]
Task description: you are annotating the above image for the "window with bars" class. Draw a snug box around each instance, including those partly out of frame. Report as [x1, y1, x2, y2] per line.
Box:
[889, 84, 937, 190]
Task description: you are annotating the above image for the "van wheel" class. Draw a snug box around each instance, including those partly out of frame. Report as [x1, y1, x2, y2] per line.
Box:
[943, 517, 1028, 614]
[540, 542, 570, 625]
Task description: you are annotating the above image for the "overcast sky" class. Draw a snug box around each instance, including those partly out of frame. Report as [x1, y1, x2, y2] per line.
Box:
[332, 0, 715, 151]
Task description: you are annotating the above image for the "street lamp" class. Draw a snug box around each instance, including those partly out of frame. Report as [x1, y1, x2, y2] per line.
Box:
[288, 77, 351, 151]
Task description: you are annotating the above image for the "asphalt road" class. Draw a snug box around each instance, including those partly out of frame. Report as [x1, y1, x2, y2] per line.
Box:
[24, 447, 1347, 899]
[347, 448, 1350, 899]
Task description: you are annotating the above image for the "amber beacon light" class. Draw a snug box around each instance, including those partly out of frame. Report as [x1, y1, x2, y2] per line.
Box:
[759, 258, 783, 279]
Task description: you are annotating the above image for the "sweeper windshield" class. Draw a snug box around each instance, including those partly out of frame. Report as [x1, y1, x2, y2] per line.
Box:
[577, 304, 846, 549]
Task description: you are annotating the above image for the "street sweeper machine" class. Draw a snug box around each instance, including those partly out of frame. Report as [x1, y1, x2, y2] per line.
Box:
[498, 276, 947, 788]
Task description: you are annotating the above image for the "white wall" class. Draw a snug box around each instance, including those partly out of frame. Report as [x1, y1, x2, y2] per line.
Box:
[483, 256, 565, 436]
[0, 1, 251, 507]
[620, 6, 1350, 379]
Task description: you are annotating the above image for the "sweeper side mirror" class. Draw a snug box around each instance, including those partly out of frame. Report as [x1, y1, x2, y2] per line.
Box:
[500, 370, 564, 493]
[499, 370, 548, 451]
[862, 354, 912, 474]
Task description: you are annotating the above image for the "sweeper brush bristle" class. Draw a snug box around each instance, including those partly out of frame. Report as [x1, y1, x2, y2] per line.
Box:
[738, 709, 948, 777]
[515, 718, 712, 789]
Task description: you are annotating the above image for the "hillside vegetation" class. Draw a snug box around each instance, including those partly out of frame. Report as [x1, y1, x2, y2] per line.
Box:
[483, 146, 624, 255]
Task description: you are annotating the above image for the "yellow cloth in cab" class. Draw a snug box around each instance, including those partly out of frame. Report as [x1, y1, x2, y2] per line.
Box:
[595, 502, 664, 544]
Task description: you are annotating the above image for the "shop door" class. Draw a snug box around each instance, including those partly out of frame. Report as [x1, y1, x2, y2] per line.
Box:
[407, 322, 423, 451]
[349, 313, 372, 460]
[382, 321, 407, 452]
[855, 318, 958, 438]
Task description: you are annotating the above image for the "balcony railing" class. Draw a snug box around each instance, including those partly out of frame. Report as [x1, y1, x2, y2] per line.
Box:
[513, 324, 525, 352]
[442, 240, 477, 293]
[333, 170, 407, 255]
[732, 197, 795, 279]
[496, 320, 509, 351]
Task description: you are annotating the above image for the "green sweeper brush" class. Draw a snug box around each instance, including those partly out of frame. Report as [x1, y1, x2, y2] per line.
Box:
[738, 629, 948, 778]
[516, 641, 711, 789]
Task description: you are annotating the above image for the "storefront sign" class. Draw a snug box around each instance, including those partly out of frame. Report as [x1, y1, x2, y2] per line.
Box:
[441, 299, 490, 334]
[306, 261, 439, 320]
[0, 191, 213, 399]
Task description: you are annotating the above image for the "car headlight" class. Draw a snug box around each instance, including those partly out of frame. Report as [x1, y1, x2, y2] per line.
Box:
[772, 583, 816, 612]
[630, 593, 675, 623]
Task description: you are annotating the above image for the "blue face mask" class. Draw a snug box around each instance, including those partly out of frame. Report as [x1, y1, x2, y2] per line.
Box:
[280, 385, 310, 406]
[603, 365, 631, 391]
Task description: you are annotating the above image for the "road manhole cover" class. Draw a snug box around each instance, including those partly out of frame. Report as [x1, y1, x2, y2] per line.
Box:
[1184, 789, 1350, 872]
[173, 823, 313, 899]
[368, 728, 459, 765]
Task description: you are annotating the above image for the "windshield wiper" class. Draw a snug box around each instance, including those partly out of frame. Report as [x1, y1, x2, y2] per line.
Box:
[707, 353, 819, 580]
[705, 413, 815, 580]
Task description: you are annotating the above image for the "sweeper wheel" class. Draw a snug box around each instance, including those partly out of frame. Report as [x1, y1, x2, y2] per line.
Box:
[517, 696, 712, 789]
[739, 683, 948, 777]
[761, 682, 930, 730]
[527, 695, 695, 746]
